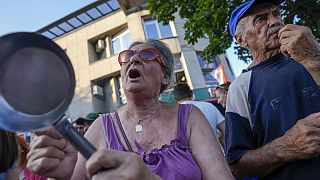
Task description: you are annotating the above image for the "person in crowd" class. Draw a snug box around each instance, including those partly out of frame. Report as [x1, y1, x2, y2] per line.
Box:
[27, 39, 233, 180]
[0, 129, 19, 180]
[224, 0, 320, 179]
[72, 122, 85, 136]
[210, 100, 226, 116]
[16, 136, 47, 180]
[215, 82, 231, 109]
[73, 112, 100, 136]
[173, 82, 225, 146]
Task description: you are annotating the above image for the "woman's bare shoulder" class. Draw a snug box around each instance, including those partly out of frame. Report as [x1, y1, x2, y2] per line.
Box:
[161, 102, 179, 111]
[84, 116, 107, 149]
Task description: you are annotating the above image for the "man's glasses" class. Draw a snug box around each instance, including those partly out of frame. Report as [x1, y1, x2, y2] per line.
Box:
[118, 48, 166, 67]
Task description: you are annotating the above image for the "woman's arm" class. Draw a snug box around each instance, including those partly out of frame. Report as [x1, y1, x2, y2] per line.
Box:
[187, 106, 233, 180]
[71, 116, 108, 180]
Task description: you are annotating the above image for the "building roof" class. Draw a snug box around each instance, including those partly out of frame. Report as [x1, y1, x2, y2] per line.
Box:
[37, 0, 120, 39]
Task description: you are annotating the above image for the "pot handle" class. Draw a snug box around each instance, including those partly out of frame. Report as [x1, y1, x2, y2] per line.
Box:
[54, 116, 96, 159]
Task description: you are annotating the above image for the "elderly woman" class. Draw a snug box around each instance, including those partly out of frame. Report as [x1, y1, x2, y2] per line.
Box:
[27, 40, 233, 180]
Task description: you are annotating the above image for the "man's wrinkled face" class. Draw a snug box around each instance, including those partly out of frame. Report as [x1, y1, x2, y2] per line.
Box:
[238, 3, 285, 52]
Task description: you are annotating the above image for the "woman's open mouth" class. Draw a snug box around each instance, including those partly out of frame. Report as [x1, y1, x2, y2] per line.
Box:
[128, 69, 142, 80]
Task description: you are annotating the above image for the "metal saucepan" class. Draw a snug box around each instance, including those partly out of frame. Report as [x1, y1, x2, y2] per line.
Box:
[0, 32, 96, 159]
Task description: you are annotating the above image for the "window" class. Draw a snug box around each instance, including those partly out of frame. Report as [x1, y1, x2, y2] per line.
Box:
[202, 71, 217, 84]
[112, 29, 131, 54]
[196, 53, 217, 69]
[88, 38, 107, 63]
[173, 55, 182, 71]
[143, 18, 173, 40]
[175, 71, 187, 83]
[197, 52, 219, 85]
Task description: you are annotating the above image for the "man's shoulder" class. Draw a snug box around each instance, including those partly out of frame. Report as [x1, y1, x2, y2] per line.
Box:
[228, 71, 252, 94]
[182, 100, 217, 110]
[226, 73, 252, 115]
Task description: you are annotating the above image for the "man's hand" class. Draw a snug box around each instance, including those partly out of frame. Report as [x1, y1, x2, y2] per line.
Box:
[279, 24, 320, 84]
[229, 112, 320, 178]
[278, 112, 320, 160]
[86, 150, 161, 180]
[279, 24, 320, 61]
[27, 127, 77, 180]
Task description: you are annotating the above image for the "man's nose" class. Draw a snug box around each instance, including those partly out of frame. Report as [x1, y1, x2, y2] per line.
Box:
[268, 15, 283, 28]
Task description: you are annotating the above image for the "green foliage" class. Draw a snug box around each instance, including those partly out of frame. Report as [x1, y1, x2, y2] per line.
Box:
[148, 0, 320, 63]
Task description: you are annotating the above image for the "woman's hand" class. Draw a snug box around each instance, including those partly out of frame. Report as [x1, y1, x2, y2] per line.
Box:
[86, 149, 161, 180]
[27, 127, 77, 180]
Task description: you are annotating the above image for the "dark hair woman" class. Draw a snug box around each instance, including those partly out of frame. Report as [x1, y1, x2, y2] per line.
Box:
[0, 129, 19, 179]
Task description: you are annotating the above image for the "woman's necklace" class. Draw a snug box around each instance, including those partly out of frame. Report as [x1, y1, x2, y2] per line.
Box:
[126, 105, 161, 133]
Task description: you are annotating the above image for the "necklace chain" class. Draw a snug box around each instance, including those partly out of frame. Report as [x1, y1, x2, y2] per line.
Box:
[125, 104, 161, 133]
[126, 105, 161, 123]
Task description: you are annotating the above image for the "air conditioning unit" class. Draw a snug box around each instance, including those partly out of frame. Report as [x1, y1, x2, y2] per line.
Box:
[92, 85, 104, 97]
[95, 39, 105, 53]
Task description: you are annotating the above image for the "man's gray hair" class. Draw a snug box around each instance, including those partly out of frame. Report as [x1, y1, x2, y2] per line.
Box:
[129, 39, 174, 93]
[235, 17, 248, 37]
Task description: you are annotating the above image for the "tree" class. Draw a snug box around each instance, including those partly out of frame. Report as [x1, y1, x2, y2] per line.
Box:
[147, 0, 320, 63]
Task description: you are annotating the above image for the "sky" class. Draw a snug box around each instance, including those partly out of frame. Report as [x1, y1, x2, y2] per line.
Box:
[0, 1, 248, 77]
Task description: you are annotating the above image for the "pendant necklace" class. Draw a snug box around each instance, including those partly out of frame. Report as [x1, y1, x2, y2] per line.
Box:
[126, 105, 161, 133]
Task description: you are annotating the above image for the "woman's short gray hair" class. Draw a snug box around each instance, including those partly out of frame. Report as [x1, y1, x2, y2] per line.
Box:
[129, 39, 174, 93]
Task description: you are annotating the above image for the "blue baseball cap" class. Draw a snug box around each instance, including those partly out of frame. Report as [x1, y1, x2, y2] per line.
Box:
[229, 0, 284, 37]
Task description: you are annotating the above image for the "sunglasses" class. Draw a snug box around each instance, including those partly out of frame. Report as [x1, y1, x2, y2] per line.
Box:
[118, 48, 166, 67]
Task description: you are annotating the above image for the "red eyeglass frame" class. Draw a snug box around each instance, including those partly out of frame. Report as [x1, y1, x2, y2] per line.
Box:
[118, 48, 166, 67]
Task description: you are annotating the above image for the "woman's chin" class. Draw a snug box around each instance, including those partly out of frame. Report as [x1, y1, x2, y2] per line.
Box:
[125, 85, 145, 94]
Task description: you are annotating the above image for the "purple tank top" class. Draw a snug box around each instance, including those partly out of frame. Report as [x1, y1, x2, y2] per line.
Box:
[102, 104, 202, 180]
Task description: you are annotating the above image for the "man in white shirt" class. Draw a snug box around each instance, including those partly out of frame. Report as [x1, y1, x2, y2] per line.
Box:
[173, 83, 225, 146]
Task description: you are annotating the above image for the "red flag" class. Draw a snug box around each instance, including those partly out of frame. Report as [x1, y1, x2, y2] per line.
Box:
[214, 64, 227, 84]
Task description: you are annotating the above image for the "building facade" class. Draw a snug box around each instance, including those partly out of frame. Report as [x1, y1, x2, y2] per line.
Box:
[38, 0, 234, 120]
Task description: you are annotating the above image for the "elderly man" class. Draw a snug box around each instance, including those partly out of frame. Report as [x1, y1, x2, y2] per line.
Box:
[225, 0, 320, 179]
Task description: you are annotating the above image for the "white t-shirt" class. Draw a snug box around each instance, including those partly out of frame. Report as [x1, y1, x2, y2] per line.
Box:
[181, 101, 224, 136]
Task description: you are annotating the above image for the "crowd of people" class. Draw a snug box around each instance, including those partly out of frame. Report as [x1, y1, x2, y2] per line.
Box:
[1, 0, 320, 179]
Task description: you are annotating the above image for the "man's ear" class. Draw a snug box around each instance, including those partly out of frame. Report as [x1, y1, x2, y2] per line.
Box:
[235, 34, 248, 48]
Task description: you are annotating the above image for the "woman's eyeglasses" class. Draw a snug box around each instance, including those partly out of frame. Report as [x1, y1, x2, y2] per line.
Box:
[118, 48, 166, 67]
